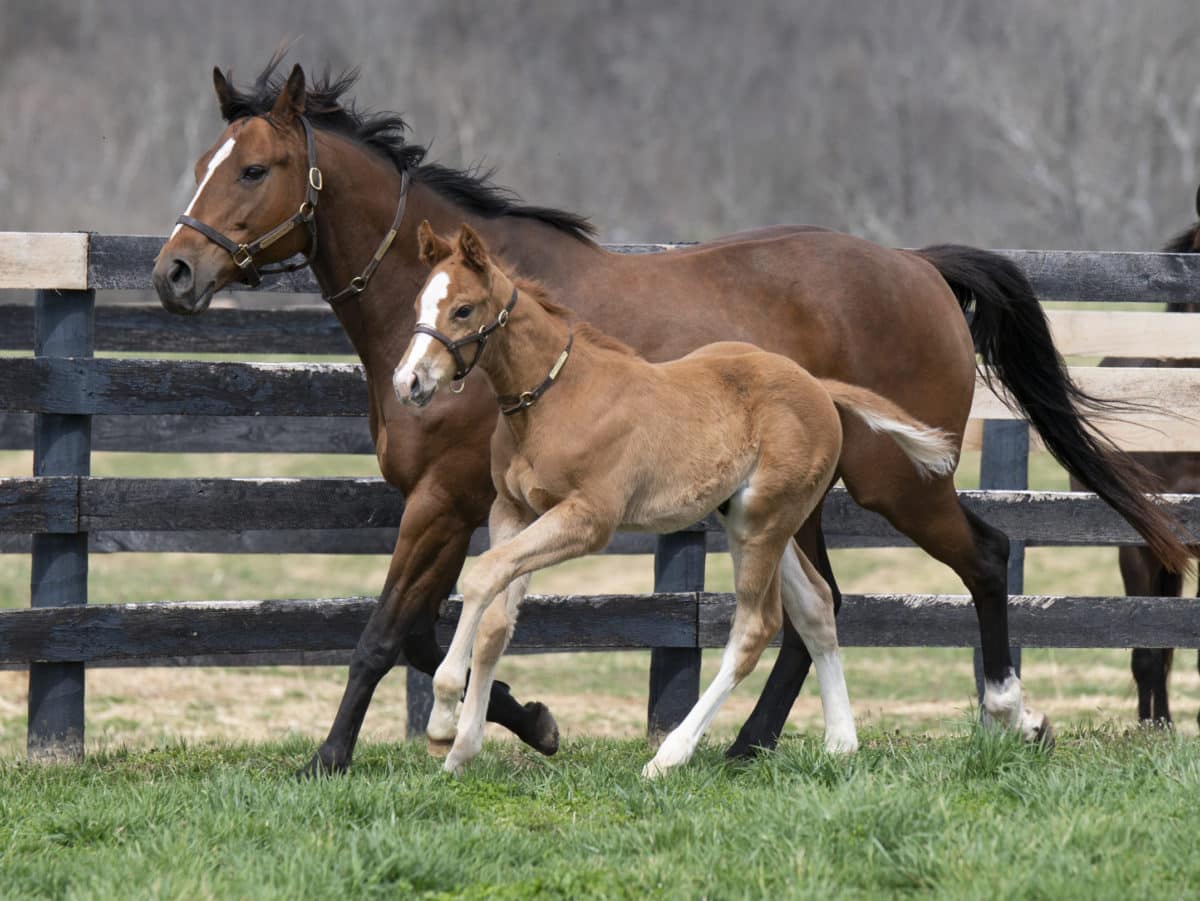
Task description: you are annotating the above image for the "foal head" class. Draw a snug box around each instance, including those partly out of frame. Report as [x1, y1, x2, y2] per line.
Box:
[153, 65, 316, 314]
[393, 221, 507, 407]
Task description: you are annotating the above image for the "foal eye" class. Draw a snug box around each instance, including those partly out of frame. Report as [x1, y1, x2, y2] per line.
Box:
[240, 165, 268, 182]
[453, 305, 474, 320]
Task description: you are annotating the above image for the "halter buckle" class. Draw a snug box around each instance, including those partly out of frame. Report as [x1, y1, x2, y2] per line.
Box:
[298, 201, 315, 219]
[349, 276, 367, 294]
[450, 380, 466, 394]
[497, 309, 509, 327]
[519, 391, 536, 407]
[308, 167, 324, 191]
[232, 245, 254, 268]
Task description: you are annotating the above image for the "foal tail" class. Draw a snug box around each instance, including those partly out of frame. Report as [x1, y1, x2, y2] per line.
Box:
[822, 381, 958, 480]
[917, 244, 1193, 573]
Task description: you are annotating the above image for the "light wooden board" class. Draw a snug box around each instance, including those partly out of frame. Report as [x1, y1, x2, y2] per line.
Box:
[0, 232, 88, 290]
[1046, 310, 1200, 359]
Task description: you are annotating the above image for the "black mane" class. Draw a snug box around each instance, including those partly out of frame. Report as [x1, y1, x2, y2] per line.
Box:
[217, 53, 597, 243]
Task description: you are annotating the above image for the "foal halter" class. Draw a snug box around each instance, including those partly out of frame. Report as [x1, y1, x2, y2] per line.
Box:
[174, 114, 411, 302]
[413, 285, 519, 383]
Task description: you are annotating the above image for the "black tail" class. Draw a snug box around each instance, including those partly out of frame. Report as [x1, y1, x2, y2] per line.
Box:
[918, 244, 1193, 573]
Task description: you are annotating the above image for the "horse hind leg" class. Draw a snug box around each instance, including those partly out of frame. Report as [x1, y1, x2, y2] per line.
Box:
[643, 528, 786, 779]
[778, 540, 857, 753]
[726, 508, 836, 759]
[849, 471, 1052, 745]
[1120, 546, 1181, 727]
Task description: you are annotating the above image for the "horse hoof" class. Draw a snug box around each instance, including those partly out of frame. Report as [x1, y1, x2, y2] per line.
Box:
[296, 752, 347, 780]
[427, 737, 454, 759]
[724, 735, 771, 761]
[1033, 715, 1055, 751]
[524, 702, 560, 756]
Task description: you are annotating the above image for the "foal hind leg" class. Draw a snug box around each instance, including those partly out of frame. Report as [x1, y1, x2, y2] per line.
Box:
[778, 539, 857, 753]
[1121, 546, 1181, 727]
[726, 509, 837, 758]
[644, 530, 786, 779]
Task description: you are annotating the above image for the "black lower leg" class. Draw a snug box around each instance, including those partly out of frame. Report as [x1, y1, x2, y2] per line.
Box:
[726, 528, 841, 759]
[965, 509, 1016, 686]
[403, 623, 560, 756]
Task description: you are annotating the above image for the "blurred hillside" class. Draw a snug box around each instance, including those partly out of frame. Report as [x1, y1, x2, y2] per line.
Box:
[2, 0, 1199, 248]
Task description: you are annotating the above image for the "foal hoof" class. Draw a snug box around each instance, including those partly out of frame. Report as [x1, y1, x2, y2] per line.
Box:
[427, 737, 454, 759]
[1031, 715, 1055, 751]
[524, 702, 560, 756]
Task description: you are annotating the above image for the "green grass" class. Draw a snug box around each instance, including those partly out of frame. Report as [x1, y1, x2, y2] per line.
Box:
[2, 728, 1199, 898]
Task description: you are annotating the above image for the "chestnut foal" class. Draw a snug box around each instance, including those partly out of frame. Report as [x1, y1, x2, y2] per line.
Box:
[394, 223, 957, 777]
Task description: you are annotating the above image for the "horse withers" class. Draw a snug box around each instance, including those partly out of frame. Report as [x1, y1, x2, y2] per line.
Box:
[393, 222, 958, 776]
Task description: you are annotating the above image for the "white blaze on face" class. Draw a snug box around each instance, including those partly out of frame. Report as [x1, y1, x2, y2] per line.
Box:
[169, 137, 237, 239]
[393, 270, 452, 397]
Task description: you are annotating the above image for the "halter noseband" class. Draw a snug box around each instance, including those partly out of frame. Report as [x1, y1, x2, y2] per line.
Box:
[174, 114, 410, 303]
[175, 115, 322, 289]
[413, 285, 519, 383]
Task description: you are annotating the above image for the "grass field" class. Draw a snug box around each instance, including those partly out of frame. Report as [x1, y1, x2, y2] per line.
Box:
[5, 357, 1200, 895]
[3, 728, 1199, 898]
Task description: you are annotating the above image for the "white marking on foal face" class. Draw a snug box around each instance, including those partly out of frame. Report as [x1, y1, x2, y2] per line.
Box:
[170, 137, 237, 239]
[393, 270, 453, 401]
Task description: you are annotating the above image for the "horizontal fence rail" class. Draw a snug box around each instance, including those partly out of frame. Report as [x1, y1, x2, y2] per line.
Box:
[2, 592, 1199, 667]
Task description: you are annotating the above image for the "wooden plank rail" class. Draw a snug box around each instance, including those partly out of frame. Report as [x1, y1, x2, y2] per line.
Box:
[2, 592, 1200, 666]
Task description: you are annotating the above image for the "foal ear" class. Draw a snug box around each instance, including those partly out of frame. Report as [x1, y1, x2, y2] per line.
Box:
[270, 63, 307, 124]
[456, 223, 490, 273]
[417, 220, 453, 267]
[213, 67, 237, 122]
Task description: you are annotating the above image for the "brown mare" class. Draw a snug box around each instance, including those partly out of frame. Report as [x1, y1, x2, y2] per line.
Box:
[152, 59, 1190, 775]
[394, 222, 958, 777]
[1073, 187, 1200, 727]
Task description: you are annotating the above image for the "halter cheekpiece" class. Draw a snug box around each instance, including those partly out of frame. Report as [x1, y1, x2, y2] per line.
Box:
[174, 113, 409, 303]
[410, 284, 573, 414]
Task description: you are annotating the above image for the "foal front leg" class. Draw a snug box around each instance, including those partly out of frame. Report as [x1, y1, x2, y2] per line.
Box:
[431, 495, 614, 773]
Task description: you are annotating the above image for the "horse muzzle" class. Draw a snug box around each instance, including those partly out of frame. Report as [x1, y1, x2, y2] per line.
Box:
[152, 254, 219, 315]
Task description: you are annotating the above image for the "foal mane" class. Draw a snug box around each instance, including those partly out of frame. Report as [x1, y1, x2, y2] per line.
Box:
[513, 276, 637, 357]
[217, 52, 597, 244]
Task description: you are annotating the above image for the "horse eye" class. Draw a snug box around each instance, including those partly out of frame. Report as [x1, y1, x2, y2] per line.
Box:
[453, 305, 474, 320]
[241, 165, 267, 182]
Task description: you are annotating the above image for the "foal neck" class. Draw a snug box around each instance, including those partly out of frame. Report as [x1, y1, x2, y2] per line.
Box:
[477, 275, 574, 406]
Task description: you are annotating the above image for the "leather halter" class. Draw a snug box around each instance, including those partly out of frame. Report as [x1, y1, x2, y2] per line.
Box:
[176, 115, 323, 289]
[175, 114, 410, 303]
[410, 283, 574, 412]
[414, 285, 518, 382]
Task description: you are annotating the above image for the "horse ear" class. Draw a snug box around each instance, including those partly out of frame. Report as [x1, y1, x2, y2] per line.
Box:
[213, 67, 237, 121]
[271, 63, 307, 124]
[457, 224, 489, 273]
[417, 220, 453, 267]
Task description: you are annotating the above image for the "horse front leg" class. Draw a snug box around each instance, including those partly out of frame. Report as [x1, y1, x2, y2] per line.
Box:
[298, 488, 556, 778]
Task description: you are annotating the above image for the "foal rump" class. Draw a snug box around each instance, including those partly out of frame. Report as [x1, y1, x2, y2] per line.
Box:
[820, 380, 958, 480]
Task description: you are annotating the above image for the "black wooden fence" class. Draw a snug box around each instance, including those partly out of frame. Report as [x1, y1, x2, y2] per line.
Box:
[4, 232, 1200, 760]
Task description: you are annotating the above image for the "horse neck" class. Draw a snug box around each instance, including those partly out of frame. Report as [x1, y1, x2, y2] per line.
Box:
[477, 277, 575, 403]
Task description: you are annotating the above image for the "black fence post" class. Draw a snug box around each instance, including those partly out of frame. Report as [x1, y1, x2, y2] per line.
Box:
[647, 530, 704, 739]
[974, 419, 1027, 699]
[28, 287, 94, 761]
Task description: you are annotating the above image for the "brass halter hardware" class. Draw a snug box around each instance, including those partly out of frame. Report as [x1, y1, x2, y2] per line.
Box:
[174, 114, 410, 303]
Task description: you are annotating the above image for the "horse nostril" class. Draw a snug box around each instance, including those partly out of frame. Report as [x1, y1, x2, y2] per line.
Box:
[410, 374, 422, 399]
[168, 259, 193, 292]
